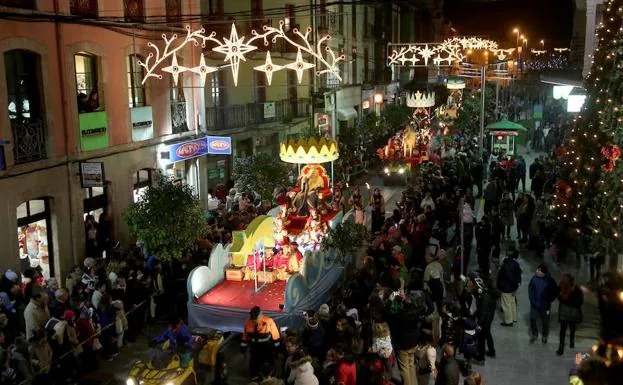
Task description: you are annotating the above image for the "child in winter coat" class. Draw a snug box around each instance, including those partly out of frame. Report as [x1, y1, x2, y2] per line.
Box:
[369, 322, 392, 360]
[288, 350, 319, 385]
[113, 300, 128, 348]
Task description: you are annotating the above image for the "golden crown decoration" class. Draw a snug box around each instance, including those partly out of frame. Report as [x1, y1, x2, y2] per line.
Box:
[279, 137, 339, 164]
[406, 91, 436, 108]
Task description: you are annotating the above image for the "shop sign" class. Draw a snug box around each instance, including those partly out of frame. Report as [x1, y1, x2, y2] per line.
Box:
[207, 136, 232, 155]
[79, 111, 109, 151]
[80, 162, 105, 188]
[263, 102, 276, 118]
[131, 106, 154, 142]
[164, 136, 232, 164]
[168, 137, 210, 163]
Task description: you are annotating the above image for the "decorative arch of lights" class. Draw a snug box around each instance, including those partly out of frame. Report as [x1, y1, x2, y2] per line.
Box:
[387, 37, 513, 67]
[140, 21, 345, 87]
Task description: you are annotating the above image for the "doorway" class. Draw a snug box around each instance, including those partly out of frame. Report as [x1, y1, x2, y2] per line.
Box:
[17, 198, 54, 279]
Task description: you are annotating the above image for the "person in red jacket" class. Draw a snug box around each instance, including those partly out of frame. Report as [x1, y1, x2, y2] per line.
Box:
[241, 306, 281, 379]
[334, 344, 357, 385]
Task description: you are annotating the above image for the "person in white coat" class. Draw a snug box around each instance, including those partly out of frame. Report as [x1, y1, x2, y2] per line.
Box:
[287, 350, 319, 385]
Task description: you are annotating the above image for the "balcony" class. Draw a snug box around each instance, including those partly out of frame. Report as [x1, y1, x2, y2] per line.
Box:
[11, 117, 47, 164]
[206, 99, 310, 131]
[317, 11, 341, 35]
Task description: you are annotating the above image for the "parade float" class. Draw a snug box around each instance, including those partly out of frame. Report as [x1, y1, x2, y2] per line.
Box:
[377, 90, 436, 177]
[187, 137, 351, 332]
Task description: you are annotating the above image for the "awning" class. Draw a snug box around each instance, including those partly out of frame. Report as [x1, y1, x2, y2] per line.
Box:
[337, 107, 358, 121]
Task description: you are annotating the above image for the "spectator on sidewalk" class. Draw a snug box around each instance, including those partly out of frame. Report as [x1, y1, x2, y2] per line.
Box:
[556, 274, 584, 356]
[528, 264, 558, 344]
[497, 247, 522, 327]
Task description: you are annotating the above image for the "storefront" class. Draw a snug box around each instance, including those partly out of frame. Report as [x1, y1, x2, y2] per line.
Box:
[159, 135, 232, 199]
[17, 198, 53, 278]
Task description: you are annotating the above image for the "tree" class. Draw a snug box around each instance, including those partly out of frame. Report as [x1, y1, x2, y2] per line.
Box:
[321, 221, 369, 265]
[380, 103, 411, 135]
[232, 152, 292, 201]
[555, 0, 623, 255]
[123, 173, 206, 260]
[452, 86, 496, 137]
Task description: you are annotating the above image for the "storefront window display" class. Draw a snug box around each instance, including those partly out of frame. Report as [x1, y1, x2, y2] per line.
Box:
[16, 198, 53, 279]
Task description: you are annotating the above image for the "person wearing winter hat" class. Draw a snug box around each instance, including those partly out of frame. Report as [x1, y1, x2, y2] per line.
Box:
[0, 270, 18, 294]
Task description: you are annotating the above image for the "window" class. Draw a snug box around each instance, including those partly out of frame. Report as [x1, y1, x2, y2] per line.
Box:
[74, 53, 99, 112]
[124, 0, 145, 23]
[364, 47, 369, 81]
[251, 0, 263, 32]
[165, 0, 181, 24]
[4, 50, 43, 120]
[285, 4, 295, 31]
[127, 54, 146, 108]
[338, 5, 343, 34]
[363, 6, 368, 38]
[133, 168, 152, 202]
[70, 0, 98, 18]
[254, 72, 266, 103]
[351, 47, 357, 84]
[351, 4, 356, 38]
[211, 71, 226, 107]
[0, 0, 35, 9]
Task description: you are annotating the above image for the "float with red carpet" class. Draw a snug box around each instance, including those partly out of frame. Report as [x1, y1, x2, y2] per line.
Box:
[187, 137, 351, 332]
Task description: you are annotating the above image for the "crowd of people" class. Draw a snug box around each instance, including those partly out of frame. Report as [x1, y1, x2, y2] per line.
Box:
[238, 146, 587, 385]
[0, 251, 172, 385]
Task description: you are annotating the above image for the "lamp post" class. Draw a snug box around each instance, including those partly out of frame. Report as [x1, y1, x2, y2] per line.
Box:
[513, 28, 520, 48]
[540, 39, 545, 50]
[374, 93, 383, 118]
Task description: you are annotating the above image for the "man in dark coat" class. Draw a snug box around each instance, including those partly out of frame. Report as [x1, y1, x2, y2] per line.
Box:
[475, 217, 492, 277]
[528, 264, 558, 344]
[476, 277, 498, 362]
[497, 247, 522, 326]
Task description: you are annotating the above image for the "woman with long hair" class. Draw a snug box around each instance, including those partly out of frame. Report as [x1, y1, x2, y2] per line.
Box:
[557, 274, 584, 356]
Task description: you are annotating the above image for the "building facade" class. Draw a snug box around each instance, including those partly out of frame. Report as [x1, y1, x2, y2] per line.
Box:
[0, 0, 207, 278]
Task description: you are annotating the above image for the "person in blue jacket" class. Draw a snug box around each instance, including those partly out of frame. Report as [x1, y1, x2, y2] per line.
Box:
[528, 264, 558, 344]
[153, 314, 194, 367]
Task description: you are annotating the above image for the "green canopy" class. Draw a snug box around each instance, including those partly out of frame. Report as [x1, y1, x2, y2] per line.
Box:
[486, 117, 527, 131]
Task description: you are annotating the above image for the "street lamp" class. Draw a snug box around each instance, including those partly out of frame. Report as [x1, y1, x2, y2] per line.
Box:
[540, 39, 545, 49]
[373, 93, 383, 118]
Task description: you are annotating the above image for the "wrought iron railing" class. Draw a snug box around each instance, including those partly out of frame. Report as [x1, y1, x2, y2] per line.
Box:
[70, 0, 97, 18]
[11, 118, 47, 164]
[205, 99, 309, 131]
[171, 101, 188, 134]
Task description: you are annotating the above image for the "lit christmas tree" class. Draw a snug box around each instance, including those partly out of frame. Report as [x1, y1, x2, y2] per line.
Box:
[556, 0, 623, 254]
[556, 1, 623, 383]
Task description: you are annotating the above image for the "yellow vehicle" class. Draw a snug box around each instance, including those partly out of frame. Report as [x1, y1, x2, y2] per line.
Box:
[126, 340, 197, 385]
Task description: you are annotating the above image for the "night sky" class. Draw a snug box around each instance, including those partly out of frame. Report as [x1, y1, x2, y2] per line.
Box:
[443, 0, 575, 48]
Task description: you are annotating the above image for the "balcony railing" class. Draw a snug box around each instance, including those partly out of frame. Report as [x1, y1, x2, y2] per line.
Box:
[11, 117, 47, 164]
[70, 0, 97, 18]
[317, 11, 341, 35]
[206, 99, 310, 131]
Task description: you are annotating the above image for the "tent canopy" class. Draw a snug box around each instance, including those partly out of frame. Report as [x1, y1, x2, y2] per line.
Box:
[486, 117, 527, 131]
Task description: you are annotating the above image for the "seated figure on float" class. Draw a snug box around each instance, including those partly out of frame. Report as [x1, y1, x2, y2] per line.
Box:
[273, 203, 291, 240]
[243, 250, 265, 281]
[288, 164, 331, 217]
[299, 208, 327, 251]
[272, 242, 303, 281]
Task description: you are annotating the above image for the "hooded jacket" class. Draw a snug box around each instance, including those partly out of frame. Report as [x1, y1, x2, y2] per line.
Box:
[288, 355, 319, 385]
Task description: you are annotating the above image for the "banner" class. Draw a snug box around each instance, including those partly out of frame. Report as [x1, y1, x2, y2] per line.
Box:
[79, 111, 108, 151]
[131, 106, 154, 141]
[164, 136, 232, 164]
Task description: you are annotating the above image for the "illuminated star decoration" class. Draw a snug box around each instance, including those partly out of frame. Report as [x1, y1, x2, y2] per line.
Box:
[284, 49, 315, 84]
[253, 51, 283, 86]
[419, 45, 435, 66]
[162, 54, 187, 86]
[189, 54, 218, 87]
[212, 23, 257, 86]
